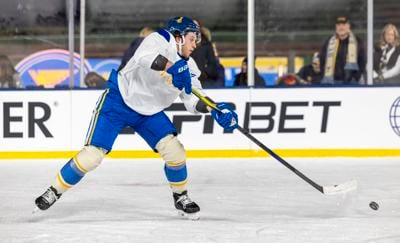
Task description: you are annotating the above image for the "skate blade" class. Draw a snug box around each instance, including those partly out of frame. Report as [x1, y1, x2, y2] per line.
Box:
[177, 210, 200, 221]
[32, 207, 40, 214]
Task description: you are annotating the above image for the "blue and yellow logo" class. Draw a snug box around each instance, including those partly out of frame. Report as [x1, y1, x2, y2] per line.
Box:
[15, 49, 92, 88]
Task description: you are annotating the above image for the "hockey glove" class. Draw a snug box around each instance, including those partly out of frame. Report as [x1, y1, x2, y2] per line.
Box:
[167, 59, 192, 94]
[211, 103, 239, 132]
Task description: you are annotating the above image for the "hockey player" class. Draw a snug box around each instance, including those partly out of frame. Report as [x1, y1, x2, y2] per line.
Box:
[34, 16, 238, 220]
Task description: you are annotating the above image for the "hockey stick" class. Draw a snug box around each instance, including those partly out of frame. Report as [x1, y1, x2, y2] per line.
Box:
[192, 88, 357, 195]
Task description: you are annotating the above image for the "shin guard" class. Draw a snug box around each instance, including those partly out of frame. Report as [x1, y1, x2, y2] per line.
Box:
[53, 146, 106, 193]
[156, 135, 188, 193]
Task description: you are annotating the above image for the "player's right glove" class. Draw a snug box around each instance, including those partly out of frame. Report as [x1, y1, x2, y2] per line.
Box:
[211, 103, 239, 132]
[167, 59, 192, 94]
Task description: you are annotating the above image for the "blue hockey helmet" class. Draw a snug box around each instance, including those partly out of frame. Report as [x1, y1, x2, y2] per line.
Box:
[165, 16, 201, 43]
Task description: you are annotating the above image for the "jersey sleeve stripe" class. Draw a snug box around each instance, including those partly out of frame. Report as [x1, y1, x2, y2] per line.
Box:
[157, 29, 171, 42]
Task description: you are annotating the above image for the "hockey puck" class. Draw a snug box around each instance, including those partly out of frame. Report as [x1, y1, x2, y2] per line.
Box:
[369, 201, 379, 210]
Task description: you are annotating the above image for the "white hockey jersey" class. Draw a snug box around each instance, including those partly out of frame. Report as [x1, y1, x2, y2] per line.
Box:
[117, 30, 205, 116]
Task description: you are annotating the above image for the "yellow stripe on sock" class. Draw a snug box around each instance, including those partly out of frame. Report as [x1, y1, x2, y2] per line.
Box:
[57, 173, 72, 189]
[170, 180, 187, 186]
[166, 160, 186, 167]
[170, 180, 187, 192]
[73, 155, 88, 173]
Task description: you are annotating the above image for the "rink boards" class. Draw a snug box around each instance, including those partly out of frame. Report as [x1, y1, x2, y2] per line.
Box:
[1, 87, 400, 158]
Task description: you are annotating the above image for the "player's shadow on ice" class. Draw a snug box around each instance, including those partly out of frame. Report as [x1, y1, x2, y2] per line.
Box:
[114, 182, 165, 188]
[27, 198, 237, 223]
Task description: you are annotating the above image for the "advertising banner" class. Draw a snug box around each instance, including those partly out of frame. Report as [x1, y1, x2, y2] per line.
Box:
[1, 87, 400, 158]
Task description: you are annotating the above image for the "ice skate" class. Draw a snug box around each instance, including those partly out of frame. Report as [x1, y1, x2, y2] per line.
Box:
[33, 186, 61, 213]
[173, 191, 200, 220]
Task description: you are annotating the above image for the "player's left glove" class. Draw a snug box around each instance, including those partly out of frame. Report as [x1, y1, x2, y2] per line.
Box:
[167, 59, 192, 94]
[211, 103, 239, 132]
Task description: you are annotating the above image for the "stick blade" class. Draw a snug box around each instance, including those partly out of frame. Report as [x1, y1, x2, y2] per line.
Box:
[322, 179, 358, 195]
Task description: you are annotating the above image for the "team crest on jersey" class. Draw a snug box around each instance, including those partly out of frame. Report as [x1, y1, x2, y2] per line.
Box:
[177, 17, 183, 23]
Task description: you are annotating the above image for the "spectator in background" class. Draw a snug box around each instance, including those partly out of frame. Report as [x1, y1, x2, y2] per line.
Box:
[118, 27, 154, 71]
[320, 16, 366, 84]
[0, 55, 22, 88]
[191, 19, 224, 87]
[234, 57, 265, 87]
[296, 52, 322, 85]
[211, 42, 226, 87]
[84, 71, 107, 88]
[373, 23, 400, 85]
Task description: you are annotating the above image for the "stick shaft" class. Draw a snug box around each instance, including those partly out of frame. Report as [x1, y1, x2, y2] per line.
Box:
[192, 88, 324, 193]
[236, 126, 323, 193]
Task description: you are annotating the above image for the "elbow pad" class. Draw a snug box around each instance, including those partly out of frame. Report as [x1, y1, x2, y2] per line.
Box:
[151, 54, 168, 71]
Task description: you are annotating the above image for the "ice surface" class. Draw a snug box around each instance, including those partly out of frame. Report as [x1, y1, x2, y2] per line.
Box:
[0, 157, 399, 242]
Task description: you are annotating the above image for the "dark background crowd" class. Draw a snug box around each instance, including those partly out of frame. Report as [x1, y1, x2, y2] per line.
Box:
[0, 0, 399, 88]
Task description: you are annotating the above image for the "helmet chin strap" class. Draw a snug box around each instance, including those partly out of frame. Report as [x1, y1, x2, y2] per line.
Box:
[177, 34, 185, 56]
